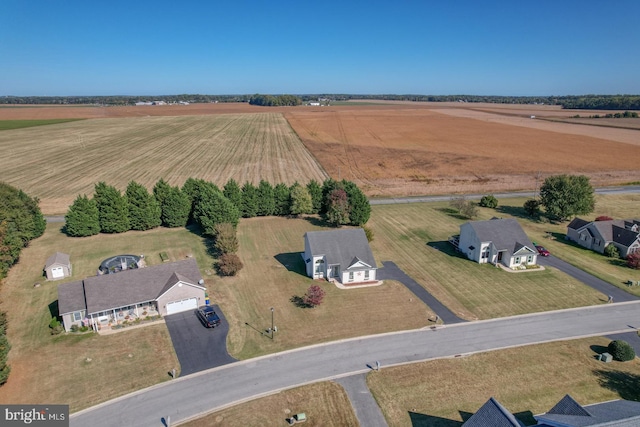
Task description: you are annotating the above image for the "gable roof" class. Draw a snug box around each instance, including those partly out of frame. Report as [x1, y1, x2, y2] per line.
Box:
[536, 396, 640, 426]
[58, 259, 204, 315]
[462, 397, 522, 427]
[45, 252, 70, 269]
[57, 280, 86, 315]
[464, 218, 536, 258]
[568, 218, 590, 230]
[612, 224, 640, 247]
[305, 228, 377, 271]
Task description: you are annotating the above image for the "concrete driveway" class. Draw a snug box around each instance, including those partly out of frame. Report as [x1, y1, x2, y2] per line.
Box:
[164, 304, 236, 376]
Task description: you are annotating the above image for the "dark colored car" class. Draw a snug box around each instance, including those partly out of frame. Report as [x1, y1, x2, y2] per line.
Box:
[196, 306, 221, 328]
[535, 245, 550, 257]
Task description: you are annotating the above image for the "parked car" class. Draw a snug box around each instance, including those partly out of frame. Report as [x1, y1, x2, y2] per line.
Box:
[535, 245, 550, 257]
[196, 306, 221, 328]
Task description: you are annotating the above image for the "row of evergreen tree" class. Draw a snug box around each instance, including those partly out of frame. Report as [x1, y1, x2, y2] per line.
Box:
[65, 178, 370, 237]
[0, 183, 47, 386]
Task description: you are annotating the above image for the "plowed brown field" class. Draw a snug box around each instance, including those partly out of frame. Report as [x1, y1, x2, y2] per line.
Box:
[285, 106, 640, 197]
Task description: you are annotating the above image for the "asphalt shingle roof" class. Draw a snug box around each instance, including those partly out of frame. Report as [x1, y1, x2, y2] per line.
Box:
[57, 280, 86, 315]
[466, 218, 536, 259]
[462, 397, 522, 427]
[305, 228, 376, 271]
[537, 397, 640, 426]
[45, 252, 70, 269]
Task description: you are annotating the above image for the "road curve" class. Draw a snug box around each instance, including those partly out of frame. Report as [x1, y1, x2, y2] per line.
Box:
[71, 301, 640, 426]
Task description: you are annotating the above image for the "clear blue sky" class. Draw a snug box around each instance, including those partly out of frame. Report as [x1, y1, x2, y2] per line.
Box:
[1, 0, 639, 96]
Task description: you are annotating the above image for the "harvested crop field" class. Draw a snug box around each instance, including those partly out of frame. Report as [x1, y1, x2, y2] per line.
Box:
[0, 113, 327, 214]
[285, 107, 640, 197]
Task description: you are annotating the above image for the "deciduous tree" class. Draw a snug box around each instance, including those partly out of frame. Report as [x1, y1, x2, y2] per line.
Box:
[218, 253, 243, 276]
[289, 182, 312, 216]
[540, 175, 595, 221]
[303, 285, 326, 307]
[325, 188, 350, 226]
[214, 223, 239, 254]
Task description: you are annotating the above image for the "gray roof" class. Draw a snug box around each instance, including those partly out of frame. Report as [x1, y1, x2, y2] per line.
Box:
[305, 228, 377, 270]
[568, 218, 590, 230]
[612, 225, 640, 247]
[536, 396, 640, 426]
[462, 397, 523, 427]
[45, 252, 70, 269]
[57, 280, 86, 315]
[57, 259, 204, 315]
[465, 218, 536, 258]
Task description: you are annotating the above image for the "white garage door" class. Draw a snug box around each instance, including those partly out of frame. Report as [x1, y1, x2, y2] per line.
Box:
[50, 266, 64, 279]
[166, 297, 198, 315]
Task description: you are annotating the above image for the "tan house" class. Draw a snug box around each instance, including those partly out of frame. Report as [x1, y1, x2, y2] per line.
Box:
[57, 258, 206, 331]
[44, 252, 72, 280]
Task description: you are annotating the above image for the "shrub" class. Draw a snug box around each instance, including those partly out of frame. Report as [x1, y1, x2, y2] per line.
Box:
[608, 340, 636, 361]
[628, 253, 640, 270]
[595, 215, 613, 221]
[214, 223, 239, 255]
[49, 318, 63, 335]
[479, 195, 498, 208]
[218, 253, 243, 276]
[604, 243, 620, 259]
[523, 199, 541, 217]
[303, 285, 326, 307]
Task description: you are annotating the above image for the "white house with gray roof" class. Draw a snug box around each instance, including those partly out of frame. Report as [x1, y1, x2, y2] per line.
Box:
[458, 218, 537, 268]
[567, 217, 640, 258]
[57, 258, 206, 331]
[303, 228, 377, 284]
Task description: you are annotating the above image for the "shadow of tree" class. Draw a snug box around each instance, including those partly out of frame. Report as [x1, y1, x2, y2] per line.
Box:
[593, 369, 640, 401]
[495, 204, 530, 219]
[436, 207, 467, 220]
[48, 300, 59, 319]
[290, 295, 311, 309]
[302, 215, 333, 227]
[274, 252, 307, 277]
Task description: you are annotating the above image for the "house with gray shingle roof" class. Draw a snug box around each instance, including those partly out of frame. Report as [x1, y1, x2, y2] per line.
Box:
[44, 252, 72, 280]
[303, 228, 377, 284]
[458, 218, 537, 269]
[463, 395, 640, 426]
[57, 258, 206, 331]
[567, 218, 640, 258]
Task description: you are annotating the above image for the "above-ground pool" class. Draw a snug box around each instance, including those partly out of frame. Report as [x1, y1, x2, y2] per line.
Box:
[99, 254, 142, 274]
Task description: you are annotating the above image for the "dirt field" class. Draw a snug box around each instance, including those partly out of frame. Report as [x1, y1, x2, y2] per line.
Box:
[2, 101, 639, 202]
[0, 113, 327, 214]
[285, 106, 640, 197]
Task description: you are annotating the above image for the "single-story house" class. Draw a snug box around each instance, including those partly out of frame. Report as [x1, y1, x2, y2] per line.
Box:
[567, 218, 640, 258]
[463, 394, 640, 426]
[57, 258, 206, 331]
[303, 228, 377, 284]
[458, 218, 537, 268]
[44, 252, 72, 280]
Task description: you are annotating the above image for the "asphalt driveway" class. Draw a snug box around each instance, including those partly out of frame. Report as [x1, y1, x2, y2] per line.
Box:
[164, 304, 236, 376]
[539, 256, 639, 303]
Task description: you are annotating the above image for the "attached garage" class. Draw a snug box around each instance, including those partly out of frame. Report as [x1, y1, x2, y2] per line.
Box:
[166, 297, 198, 315]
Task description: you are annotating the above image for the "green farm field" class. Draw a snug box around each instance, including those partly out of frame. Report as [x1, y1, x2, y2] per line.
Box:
[0, 118, 84, 131]
[0, 113, 328, 214]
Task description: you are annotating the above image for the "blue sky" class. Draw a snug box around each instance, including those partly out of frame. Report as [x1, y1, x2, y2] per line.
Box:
[1, 1, 639, 96]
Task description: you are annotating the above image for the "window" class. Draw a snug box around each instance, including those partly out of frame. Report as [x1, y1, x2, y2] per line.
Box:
[527, 255, 533, 263]
[314, 259, 324, 274]
[364, 270, 370, 280]
[514, 257, 520, 264]
[580, 234, 587, 241]
[349, 272, 354, 281]
[481, 247, 490, 259]
[73, 311, 82, 321]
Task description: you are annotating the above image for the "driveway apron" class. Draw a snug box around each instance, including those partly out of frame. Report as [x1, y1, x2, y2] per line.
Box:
[335, 373, 388, 427]
[164, 304, 236, 376]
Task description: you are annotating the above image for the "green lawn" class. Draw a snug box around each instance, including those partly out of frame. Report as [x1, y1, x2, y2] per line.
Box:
[369, 201, 605, 320]
[367, 336, 640, 427]
[0, 119, 84, 130]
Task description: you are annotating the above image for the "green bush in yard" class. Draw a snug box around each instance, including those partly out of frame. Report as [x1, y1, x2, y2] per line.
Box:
[608, 339, 636, 361]
[479, 194, 498, 208]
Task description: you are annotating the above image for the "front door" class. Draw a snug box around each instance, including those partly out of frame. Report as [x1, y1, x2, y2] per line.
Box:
[497, 251, 503, 262]
[331, 266, 340, 278]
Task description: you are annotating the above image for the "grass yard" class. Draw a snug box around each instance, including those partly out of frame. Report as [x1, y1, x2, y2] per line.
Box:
[367, 336, 640, 427]
[0, 113, 327, 214]
[215, 216, 432, 360]
[0, 118, 84, 130]
[368, 202, 605, 320]
[183, 381, 358, 427]
[0, 223, 217, 411]
[502, 194, 640, 296]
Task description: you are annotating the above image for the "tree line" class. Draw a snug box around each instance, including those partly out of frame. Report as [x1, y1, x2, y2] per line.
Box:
[248, 94, 302, 106]
[0, 183, 47, 386]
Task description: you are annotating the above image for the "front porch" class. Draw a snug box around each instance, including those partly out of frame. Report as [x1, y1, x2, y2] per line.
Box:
[89, 301, 160, 331]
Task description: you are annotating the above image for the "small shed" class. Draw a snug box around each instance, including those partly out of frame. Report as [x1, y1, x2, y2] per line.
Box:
[44, 252, 72, 280]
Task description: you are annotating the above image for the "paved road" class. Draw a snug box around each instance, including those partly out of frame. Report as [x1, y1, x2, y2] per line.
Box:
[539, 256, 638, 303]
[368, 185, 640, 205]
[378, 261, 465, 324]
[164, 305, 236, 376]
[71, 302, 640, 426]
